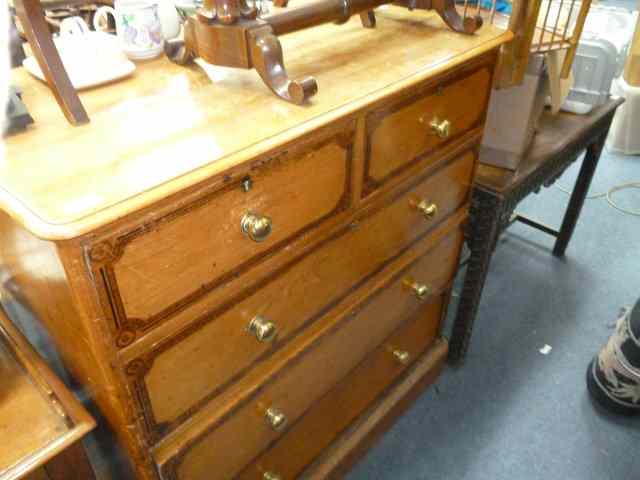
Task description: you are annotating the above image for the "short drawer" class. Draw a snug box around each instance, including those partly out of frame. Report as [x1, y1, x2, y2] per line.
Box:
[237, 300, 448, 480]
[88, 128, 354, 344]
[364, 65, 491, 190]
[154, 228, 461, 480]
[127, 151, 473, 440]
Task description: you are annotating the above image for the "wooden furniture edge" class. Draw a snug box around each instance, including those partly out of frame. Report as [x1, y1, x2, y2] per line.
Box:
[476, 98, 625, 195]
[303, 338, 448, 479]
[0, 31, 512, 241]
[118, 132, 480, 361]
[151, 207, 466, 466]
[0, 305, 96, 480]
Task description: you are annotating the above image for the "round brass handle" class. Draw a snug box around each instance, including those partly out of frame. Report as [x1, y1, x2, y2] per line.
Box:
[241, 212, 273, 242]
[403, 277, 430, 301]
[263, 473, 282, 480]
[412, 199, 438, 220]
[392, 349, 411, 365]
[247, 315, 278, 343]
[265, 407, 288, 432]
[429, 118, 451, 139]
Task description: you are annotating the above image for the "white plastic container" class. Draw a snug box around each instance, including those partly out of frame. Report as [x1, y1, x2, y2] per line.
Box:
[581, 6, 639, 76]
[563, 38, 619, 113]
[562, 6, 638, 114]
[607, 77, 640, 155]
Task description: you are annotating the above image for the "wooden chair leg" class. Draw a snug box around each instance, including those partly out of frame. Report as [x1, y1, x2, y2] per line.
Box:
[360, 11, 376, 28]
[14, 0, 89, 125]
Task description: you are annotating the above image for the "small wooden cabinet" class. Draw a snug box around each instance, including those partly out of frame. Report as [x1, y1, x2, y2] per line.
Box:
[1, 8, 511, 480]
[0, 307, 96, 480]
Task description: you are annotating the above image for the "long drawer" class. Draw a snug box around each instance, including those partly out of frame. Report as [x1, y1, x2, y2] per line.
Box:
[153, 226, 462, 480]
[126, 150, 474, 440]
[88, 126, 355, 346]
[237, 300, 448, 480]
[364, 63, 492, 192]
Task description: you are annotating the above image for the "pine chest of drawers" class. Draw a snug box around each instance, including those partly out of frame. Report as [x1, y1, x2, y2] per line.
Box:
[1, 8, 511, 480]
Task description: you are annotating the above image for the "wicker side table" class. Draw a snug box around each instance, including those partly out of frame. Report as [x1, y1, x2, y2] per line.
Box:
[449, 98, 625, 364]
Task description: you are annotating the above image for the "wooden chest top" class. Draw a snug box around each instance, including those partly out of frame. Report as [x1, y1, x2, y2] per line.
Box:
[3, 7, 510, 240]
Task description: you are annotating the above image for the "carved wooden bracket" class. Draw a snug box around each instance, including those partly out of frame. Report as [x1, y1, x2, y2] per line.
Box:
[249, 25, 318, 104]
[166, 0, 483, 104]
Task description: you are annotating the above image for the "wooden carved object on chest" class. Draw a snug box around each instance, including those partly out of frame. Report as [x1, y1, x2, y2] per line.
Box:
[165, 0, 484, 103]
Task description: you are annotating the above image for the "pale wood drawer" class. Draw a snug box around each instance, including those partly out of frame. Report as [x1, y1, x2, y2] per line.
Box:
[154, 227, 462, 480]
[88, 128, 354, 347]
[364, 64, 492, 192]
[125, 150, 474, 441]
[237, 301, 448, 480]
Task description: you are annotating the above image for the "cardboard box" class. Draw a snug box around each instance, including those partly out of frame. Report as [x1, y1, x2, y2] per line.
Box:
[481, 54, 547, 170]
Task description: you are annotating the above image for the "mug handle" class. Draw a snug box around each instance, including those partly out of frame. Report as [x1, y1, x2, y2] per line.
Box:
[59, 16, 91, 36]
[93, 6, 117, 32]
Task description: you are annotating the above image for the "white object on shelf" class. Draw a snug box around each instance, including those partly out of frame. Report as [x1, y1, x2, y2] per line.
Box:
[607, 77, 640, 155]
[562, 6, 638, 114]
[562, 38, 618, 114]
[581, 6, 639, 76]
[23, 31, 136, 90]
[158, 0, 182, 39]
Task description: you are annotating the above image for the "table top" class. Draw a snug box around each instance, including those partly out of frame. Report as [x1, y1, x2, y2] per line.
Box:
[0, 307, 95, 480]
[476, 98, 625, 194]
[4, 7, 511, 240]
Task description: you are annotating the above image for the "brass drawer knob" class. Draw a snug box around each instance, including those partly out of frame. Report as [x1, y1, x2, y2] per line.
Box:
[392, 349, 411, 365]
[429, 118, 451, 139]
[403, 277, 430, 301]
[247, 315, 278, 343]
[265, 407, 288, 432]
[241, 212, 273, 242]
[411, 199, 438, 220]
[263, 473, 282, 480]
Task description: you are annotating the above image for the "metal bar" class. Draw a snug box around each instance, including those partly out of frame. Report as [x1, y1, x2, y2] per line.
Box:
[464, 0, 469, 20]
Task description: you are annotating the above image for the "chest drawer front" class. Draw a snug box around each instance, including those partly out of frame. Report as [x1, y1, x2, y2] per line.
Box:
[159, 227, 463, 480]
[129, 150, 474, 439]
[90, 130, 353, 343]
[237, 300, 448, 480]
[365, 65, 491, 190]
